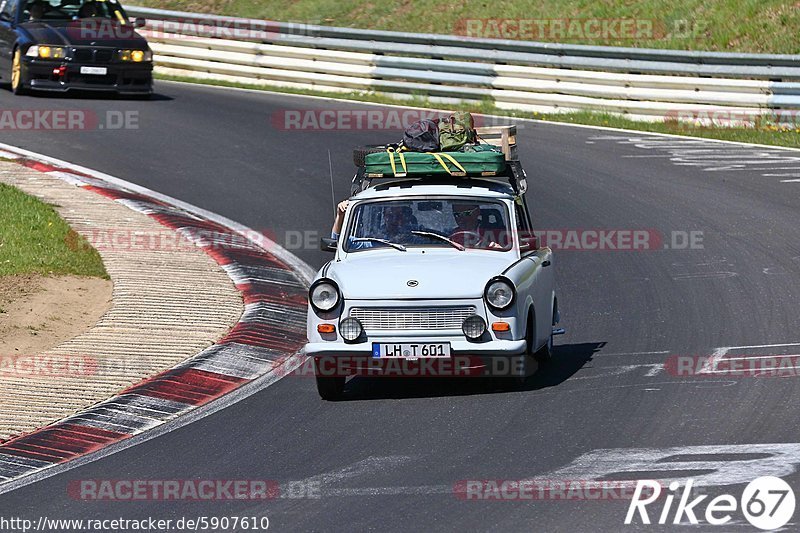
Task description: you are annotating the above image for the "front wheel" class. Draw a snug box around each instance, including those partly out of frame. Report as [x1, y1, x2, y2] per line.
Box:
[534, 308, 557, 363]
[10, 48, 28, 95]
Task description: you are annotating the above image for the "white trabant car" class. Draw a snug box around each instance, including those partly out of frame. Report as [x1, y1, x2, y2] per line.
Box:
[305, 127, 561, 399]
[305, 180, 561, 399]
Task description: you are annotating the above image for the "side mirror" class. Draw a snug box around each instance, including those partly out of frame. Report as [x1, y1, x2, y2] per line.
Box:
[519, 232, 539, 251]
[134, 17, 146, 28]
[320, 237, 338, 253]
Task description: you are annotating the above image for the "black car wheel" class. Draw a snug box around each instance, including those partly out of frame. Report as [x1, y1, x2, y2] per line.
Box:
[11, 48, 29, 95]
[534, 308, 557, 363]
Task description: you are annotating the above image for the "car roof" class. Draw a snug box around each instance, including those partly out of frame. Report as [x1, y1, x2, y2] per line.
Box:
[352, 178, 516, 201]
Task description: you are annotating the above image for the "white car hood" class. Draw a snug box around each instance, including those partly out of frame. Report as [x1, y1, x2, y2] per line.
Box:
[326, 249, 514, 300]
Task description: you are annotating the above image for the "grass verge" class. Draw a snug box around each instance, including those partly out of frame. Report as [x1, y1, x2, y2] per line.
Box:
[0, 183, 108, 278]
[135, 0, 800, 54]
[156, 73, 800, 149]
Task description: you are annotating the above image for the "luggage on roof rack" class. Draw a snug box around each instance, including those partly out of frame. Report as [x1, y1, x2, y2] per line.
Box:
[350, 125, 525, 195]
[363, 144, 506, 178]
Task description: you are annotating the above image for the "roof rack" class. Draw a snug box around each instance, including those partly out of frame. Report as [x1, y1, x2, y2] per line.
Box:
[350, 125, 527, 195]
[475, 125, 518, 162]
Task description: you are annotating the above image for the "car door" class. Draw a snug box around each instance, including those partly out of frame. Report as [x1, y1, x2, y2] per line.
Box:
[0, 0, 20, 72]
[515, 198, 554, 349]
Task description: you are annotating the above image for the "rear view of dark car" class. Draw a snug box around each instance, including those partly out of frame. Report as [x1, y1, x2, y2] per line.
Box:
[0, 0, 152, 95]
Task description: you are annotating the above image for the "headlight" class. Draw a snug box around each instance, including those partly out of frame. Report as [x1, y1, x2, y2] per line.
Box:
[462, 315, 486, 340]
[120, 49, 152, 62]
[485, 277, 515, 310]
[309, 279, 340, 312]
[339, 317, 363, 341]
[27, 45, 67, 59]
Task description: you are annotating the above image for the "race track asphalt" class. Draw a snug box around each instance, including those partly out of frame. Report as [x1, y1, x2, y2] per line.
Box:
[1, 82, 800, 531]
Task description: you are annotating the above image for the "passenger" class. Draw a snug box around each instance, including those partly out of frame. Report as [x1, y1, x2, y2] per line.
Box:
[331, 200, 420, 250]
[27, 0, 47, 20]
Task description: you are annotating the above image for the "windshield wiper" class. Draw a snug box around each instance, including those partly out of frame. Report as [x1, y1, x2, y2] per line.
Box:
[351, 237, 407, 251]
[411, 231, 465, 251]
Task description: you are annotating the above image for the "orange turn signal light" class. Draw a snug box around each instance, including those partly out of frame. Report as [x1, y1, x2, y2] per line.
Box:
[317, 324, 336, 334]
[491, 322, 510, 332]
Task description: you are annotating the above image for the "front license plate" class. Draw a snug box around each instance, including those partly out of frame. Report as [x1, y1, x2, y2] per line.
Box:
[80, 66, 108, 75]
[372, 343, 451, 359]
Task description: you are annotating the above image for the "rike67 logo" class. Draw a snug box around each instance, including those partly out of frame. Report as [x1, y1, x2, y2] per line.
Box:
[625, 476, 795, 530]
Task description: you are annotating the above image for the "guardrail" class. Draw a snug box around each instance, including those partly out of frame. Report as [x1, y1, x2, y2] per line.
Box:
[126, 5, 800, 124]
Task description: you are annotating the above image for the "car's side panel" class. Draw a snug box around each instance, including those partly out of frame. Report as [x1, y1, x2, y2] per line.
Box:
[532, 248, 555, 349]
[0, 0, 20, 72]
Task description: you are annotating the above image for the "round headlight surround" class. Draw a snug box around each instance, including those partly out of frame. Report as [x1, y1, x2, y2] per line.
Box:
[484, 277, 516, 311]
[462, 315, 487, 340]
[309, 279, 340, 313]
[339, 317, 363, 342]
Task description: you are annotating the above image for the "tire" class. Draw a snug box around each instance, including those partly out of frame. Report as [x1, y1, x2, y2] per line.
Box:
[534, 308, 557, 363]
[353, 145, 392, 167]
[10, 48, 28, 95]
[496, 313, 536, 390]
[314, 358, 345, 400]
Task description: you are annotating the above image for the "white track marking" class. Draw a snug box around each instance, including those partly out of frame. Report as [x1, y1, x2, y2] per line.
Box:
[573, 343, 800, 380]
[699, 347, 728, 375]
[719, 353, 800, 361]
[588, 133, 800, 184]
[724, 342, 800, 350]
[294, 456, 415, 492]
[287, 443, 800, 498]
[596, 350, 670, 357]
[547, 444, 800, 487]
[703, 366, 800, 375]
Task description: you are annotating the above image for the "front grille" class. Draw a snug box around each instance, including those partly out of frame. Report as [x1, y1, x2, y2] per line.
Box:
[74, 48, 93, 61]
[95, 50, 113, 62]
[350, 306, 476, 331]
[72, 47, 114, 63]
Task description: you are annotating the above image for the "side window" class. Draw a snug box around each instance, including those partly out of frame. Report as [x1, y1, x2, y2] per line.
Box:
[1, 0, 18, 20]
[514, 200, 536, 252]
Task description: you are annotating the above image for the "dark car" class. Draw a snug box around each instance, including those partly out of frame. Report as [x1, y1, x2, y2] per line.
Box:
[0, 0, 152, 95]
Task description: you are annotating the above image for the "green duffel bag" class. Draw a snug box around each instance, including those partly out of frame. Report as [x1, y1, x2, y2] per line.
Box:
[364, 145, 506, 177]
[439, 111, 477, 152]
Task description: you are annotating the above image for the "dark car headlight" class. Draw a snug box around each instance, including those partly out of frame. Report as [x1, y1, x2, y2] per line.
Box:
[27, 45, 67, 59]
[484, 277, 516, 310]
[309, 279, 340, 312]
[119, 49, 152, 62]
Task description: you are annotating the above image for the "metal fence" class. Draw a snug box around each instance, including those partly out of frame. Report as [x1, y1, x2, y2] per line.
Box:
[126, 5, 800, 124]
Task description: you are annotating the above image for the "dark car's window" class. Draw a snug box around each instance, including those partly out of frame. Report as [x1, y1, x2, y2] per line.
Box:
[0, 0, 19, 21]
[22, 0, 128, 22]
[343, 198, 513, 253]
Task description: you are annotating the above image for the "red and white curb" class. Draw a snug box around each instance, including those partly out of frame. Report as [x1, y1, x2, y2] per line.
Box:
[0, 143, 313, 488]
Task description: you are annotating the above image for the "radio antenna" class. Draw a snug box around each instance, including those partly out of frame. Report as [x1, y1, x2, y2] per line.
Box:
[328, 149, 336, 216]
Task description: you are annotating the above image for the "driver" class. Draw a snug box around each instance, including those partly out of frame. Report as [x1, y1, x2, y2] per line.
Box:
[78, 0, 101, 18]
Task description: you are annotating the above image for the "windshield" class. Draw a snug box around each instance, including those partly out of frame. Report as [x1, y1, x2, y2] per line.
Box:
[22, 0, 128, 22]
[343, 198, 513, 252]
